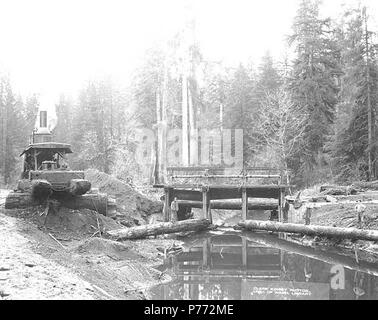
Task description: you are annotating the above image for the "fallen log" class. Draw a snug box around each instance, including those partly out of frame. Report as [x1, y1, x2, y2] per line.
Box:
[309, 195, 338, 203]
[238, 220, 378, 242]
[352, 181, 378, 190]
[106, 218, 211, 241]
[177, 200, 278, 211]
[320, 185, 357, 195]
[5, 192, 113, 216]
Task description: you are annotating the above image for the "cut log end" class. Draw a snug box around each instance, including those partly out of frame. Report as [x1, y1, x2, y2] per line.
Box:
[68, 179, 92, 196]
[31, 179, 52, 200]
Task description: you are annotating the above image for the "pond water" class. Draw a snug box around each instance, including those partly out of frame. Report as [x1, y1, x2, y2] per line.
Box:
[148, 231, 378, 300]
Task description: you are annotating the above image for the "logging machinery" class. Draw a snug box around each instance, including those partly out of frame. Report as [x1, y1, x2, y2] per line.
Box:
[5, 111, 113, 215]
[17, 141, 91, 197]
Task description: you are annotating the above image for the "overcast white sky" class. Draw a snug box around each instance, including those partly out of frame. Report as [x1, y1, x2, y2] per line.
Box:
[0, 0, 377, 108]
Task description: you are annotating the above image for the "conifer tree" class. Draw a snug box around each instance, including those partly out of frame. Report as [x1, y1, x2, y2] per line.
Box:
[289, 0, 341, 182]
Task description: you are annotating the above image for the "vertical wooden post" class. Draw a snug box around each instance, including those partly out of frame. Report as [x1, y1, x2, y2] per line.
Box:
[34, 150, 38, 171]
[202, 189, 207, 220]
[242, 187, 248, 221]
[278, 189, 282, 223]
[202, 187, 211, 222]
[164, 187, 173, 222]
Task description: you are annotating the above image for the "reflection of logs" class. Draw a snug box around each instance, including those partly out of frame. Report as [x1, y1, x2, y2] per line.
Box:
[239, 220, 378, 242]
[177, 200, 278, 211]
[243, 232, 378, 277]
[106, 219, 211, 240]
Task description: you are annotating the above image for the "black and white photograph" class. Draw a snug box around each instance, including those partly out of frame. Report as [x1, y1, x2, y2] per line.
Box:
[1, 0, 378, 304]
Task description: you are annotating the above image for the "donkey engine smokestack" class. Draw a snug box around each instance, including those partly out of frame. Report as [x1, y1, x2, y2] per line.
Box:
[32, 111, 52, 143]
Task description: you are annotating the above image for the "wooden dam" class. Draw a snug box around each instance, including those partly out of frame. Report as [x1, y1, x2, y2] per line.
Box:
[154, 166, 290, 223]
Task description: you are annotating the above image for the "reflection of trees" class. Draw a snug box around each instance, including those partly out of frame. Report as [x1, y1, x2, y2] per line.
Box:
[198, 281, 241, 300]
[283, 253, 306, 282]
[282, 252, 378, 300]
[151, 235, 378, 300]
[162, 282, 184, 299]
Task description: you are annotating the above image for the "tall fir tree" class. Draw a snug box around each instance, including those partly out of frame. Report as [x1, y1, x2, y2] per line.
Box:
[288, 0, 341, 184]
[257, 51, 282, 97]
[0, 75, 25, 184]
[54, 94, 74, 143]
[330, 7, 378, 182]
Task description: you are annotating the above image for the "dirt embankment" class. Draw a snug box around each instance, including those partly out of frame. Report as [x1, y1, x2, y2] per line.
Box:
[85, 169, 163, 226]
[287, 186, 378, 257]
[0, 204, 179, 300]
[0, 170, 178, 300]
[0, 211, 95, 299]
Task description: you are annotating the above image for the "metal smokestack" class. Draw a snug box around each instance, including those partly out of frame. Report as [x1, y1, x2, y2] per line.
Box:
[40, 111, 47, 128]
[33, 110, 52, 143]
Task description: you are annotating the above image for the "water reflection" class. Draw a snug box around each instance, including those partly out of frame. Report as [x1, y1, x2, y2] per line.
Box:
[149, 233, 378, 300]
